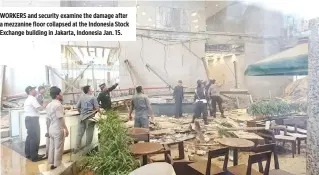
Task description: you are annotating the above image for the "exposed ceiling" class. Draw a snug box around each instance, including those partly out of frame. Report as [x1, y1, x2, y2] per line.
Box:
[205, 1, 235, 20]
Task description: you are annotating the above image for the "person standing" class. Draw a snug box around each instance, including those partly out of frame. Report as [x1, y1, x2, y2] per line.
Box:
[46, 86, 68, 169]
[36, 86, 45, 106]
[76, 85, 100, 150]
[209, 79, 225, 118]
[36, 86, 50, 158]
[97, 83, 119, 111]
[204, 80, 213, 116]
[24, 86, 46, 162]
[173, 80, 184, 118]
[129, 86, 154, 129]
[192, 80, 209, 125]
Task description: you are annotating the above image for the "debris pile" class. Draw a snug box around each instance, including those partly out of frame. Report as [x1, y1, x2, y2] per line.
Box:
[284, 77, 307, 103]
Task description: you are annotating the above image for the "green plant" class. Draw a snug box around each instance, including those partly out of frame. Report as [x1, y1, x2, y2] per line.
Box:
[40, 83, 51, 100]
[248, 99, 307, 117]
[83, 111, 139, 175]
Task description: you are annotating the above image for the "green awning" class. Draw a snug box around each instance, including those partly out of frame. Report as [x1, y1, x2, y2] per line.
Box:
[245, 43, 308, 76]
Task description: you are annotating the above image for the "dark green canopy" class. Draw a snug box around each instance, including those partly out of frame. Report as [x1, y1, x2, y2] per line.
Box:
[245, 43, 308, 76]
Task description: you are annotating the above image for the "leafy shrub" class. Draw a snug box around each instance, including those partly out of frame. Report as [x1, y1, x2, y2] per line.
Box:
[83, 111, 139, 175]
[248, 99, 307, 117]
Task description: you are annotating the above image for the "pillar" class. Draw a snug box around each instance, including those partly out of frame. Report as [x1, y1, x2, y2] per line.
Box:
[307, 17, 319, 175]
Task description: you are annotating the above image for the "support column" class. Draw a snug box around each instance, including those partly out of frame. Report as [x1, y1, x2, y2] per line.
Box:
[307, 18, 319, 175]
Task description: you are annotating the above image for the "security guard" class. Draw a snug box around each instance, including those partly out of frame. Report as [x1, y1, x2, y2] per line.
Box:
[97, 83, 119, 111]
[46, 86, 68, 169]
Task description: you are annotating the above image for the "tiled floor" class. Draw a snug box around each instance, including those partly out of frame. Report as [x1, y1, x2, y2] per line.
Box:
[1, 145, 73, 175]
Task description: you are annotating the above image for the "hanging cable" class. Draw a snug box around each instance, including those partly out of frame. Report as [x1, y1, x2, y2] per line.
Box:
[140, 36, 145, 64]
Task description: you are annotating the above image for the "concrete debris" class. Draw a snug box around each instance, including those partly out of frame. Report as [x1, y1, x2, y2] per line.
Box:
[196, 150, 206, 156]
[284, 76, 307, 103]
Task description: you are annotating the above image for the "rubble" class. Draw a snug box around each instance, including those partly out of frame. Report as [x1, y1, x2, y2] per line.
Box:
[284, 77, 307, 103]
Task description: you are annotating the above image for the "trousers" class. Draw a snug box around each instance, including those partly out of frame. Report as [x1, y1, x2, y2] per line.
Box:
[48, 129, 65, 167]
[175, 99, 183, 117]
[192, 101, 208, 123]
[211, 96, 224, 116]
[76, 119, 96, 149]
[134, 115, 149, 128]
[25, 116, 40, 161]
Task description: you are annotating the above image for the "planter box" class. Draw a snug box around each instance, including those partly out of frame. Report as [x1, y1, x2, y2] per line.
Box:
[151, 103, 194, 116]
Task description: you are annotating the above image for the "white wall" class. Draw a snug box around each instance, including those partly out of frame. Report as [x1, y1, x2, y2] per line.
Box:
[0, 0, 61, 96]
[1, 41, 62, 96]
[119, 36, 206, 89]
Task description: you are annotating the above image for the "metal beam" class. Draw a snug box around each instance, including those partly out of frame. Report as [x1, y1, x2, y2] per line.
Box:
[87, 47, 91, 57]
[47, 66, 80, 91]
[63, 64, 91, 93]
[45, 65, 50, 85]
[145, 64, 173, 89]
[124, 60, 136, 87]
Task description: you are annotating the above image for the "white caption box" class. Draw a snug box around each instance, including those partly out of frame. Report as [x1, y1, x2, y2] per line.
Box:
[0, 7, 136, 41]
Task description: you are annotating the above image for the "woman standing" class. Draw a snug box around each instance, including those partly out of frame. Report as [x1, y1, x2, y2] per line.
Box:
[46, 86, 69, 169]
[192, 80, 209, 125]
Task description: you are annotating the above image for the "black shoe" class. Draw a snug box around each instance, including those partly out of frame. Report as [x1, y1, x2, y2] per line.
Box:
[31, 154, 45, 162]
[50, 165, 57, 170]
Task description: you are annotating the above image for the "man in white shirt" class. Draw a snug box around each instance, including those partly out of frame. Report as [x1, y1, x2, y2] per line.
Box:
[24, 86, 47, 162]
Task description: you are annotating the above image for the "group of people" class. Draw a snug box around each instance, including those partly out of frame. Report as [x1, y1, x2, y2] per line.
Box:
[22, 79, 223, 168]
[23, 82, 119, 169]
[173, 79, 224, 125]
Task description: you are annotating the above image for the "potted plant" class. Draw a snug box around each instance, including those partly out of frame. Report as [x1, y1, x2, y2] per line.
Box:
[82, 111, 139, 175]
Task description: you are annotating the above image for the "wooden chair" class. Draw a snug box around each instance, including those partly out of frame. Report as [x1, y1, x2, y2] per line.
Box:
[228, 151, 272, 175]
[188, 147, 230, 175]
[151, 141, 185, 162]
[166, 154, 199, 175]
[282, 120, 307, 154]
[270, 128, 297, 158]
[251, 144, 294, 175]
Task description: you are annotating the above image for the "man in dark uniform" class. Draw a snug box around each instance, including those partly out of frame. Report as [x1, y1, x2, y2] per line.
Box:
[173, 80, 184, 118]
[192, 80, 209, 125]
[97, 83, 119, 111]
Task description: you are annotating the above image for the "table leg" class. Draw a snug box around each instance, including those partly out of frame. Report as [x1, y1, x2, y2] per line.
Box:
[233, 149, 238, 166]
[142, 155, 148, 165]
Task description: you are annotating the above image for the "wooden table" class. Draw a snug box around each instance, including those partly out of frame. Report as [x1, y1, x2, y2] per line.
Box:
[130, 142, 163, 165]
[129, 128, 150, 142]
[218, 138, 254, 166]
[128, 162, 175, 175]
[232, 131, 265, 145]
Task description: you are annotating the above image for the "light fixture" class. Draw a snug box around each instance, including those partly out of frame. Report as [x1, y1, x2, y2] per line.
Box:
[216, 4, 218, 7]
[142, 12, 146, 15]
[192, 19, 198, 23]
[195, 25, 199, 29]
[136, 5, 140, 8]
[148, 18, 152, 22]
[231, 54, 237, 62]
[191, 12, 197, 17]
